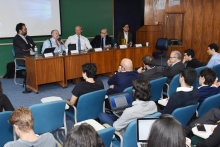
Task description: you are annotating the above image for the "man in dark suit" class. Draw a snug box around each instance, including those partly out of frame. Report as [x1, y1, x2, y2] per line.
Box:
[13, 23, 35, 66]
[90, 28, 112, 48]
[164, 50, 185, 84]
[137, 55, 163, 81]
[116, 23, 132, 45]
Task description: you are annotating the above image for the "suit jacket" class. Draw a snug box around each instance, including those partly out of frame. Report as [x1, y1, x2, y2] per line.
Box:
[90, 35, 112, 48]
[140, 66, 163, 81]
[13, 34, 35, 66]
[163, 61, 185, 84]
[116, 31, 132, 45]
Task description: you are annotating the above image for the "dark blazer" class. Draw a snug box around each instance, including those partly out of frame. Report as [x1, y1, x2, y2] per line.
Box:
[140, 66, 163, 81]
[90, 35, 112, 48]
[13, 34, 35, 66]
[186, 58, 206, 68]
[116, 31, 132, 45]
[163, 61, 185, 84]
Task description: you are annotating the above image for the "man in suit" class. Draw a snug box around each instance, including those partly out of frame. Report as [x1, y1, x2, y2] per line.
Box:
[137, 55, 163, 81]
[116, 23, 132, 45]
[13, 23, 36, 66]
[164, 50, 185, 84]
[90, 28, 112, 48]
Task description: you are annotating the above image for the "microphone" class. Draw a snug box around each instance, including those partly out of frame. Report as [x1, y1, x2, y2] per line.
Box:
[58, 38, 64, 45]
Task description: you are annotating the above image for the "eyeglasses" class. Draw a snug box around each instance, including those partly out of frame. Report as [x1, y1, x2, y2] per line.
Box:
[169, 56, 176, 59]
[101, 32, 106, 34]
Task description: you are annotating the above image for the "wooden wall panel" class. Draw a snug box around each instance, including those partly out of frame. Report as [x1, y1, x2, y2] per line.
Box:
[144, 0, 220, 63]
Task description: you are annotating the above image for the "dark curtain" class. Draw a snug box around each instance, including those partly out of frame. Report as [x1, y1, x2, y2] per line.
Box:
[114, 0, 145, 44]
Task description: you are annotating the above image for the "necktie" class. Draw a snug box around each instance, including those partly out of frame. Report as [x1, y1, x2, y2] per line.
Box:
[56, 40, 59, 48]
[78, 36, 81, 50]
[101, 38, 104, 48]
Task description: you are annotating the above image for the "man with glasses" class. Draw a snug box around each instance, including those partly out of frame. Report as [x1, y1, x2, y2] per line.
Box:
[91, 28, 112, 48]
[164, 50, 185, 84]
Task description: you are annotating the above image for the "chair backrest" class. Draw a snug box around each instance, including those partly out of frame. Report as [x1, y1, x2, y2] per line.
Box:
[0, 111, 13, 146]
[197, 93, 220, 117]
[155, 38, 169, 51]
[12, 48, 15, 57]
[98, 127, 115, 147]
[123, 86, 135, 101]
[144, 112, 162, 118]
[77, 89, 106, 122]
[212, 64, 220, 80]
[168, 74, 180, 97]
[123, 120, 137, 147]
[172, 103, 199, 126]
[193, 66, 207, 88]
[29, 100, 66, 134]
[150, 77, 168, 101]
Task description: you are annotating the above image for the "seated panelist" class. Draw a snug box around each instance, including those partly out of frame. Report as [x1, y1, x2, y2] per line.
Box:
[41, 29, 65, 54]
[90, 28, 112, 48]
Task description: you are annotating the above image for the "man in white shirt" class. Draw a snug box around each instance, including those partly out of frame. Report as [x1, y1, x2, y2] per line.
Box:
[65, 26, 92, 51]
[206, 43, 220, 68]
[41, 29, 65, 54]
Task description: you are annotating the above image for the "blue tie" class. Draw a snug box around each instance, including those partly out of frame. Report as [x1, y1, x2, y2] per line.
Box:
[78, 36, 81, 50]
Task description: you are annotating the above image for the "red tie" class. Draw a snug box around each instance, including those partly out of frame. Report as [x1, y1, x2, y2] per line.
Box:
[56, 40, 59, 47]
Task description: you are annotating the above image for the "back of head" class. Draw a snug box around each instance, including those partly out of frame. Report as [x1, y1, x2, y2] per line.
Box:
[16, 23, 25, 34]
[142, 55, 155, 67]
[121, 58, 133, 71]
[9, 107, 34, 132]
[64, 123, 104, 147]
[132, 78, 151, 101]
[180, 68, 197, 86]
[171, 50, 182, 60]
[200, 68, 216, 86]
[148, 114, 185, 147]
[184, 49, 195, 58]
[208, 43, 219, 52]
[82, 63, 97, 78]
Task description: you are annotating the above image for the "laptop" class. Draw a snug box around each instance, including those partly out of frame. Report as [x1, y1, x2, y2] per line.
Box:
[68, 44, 76, 53]
[108, 92, 133, 117]
[137, 118, 158, 147]
[43, 47, 55, 54]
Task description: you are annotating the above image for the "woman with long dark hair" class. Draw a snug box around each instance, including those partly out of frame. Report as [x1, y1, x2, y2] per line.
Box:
[0, 81, 14, 112]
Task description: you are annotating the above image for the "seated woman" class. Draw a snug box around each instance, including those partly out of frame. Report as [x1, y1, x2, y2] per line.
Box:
[0, 81, 14, 112]
[63, 123, 104, 147]
[148, 114, 186, 147]
[99, 78, 157, 135]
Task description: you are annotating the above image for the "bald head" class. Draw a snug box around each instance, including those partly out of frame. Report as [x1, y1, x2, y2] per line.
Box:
[120, 58, 133, 71]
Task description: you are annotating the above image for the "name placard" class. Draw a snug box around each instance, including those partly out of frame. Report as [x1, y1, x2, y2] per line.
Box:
[119, 45, 127, 49]
[94, 48, 103, 52]
[70, 50, 79, 54]
[135, 44, 142, 47]
[44, 53, 53, 58]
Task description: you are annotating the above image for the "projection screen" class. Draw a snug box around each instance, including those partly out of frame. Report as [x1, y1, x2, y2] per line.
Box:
[0, 0, 61, 38]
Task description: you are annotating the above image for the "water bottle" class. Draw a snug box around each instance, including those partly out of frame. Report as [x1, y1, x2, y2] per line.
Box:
[34, 46, 38, 58]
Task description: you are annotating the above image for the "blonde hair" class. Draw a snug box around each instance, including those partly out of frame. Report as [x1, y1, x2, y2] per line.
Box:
[9, 107, 34, 132]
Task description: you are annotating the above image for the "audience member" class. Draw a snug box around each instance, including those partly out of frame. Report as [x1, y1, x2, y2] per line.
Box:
[164, 50, 185, 84]
[116, 23, 132, 45]
[41, 29, 65, 54]
[198, 68, 220, 104]
[99, 78, 157, 135]
[69, 63, 104, 106]
[91, 28, 112, 48]
[0, 81, 14, 112]
[65, 25, 92, 51]
[137, 55, 163, 81]
[148, 114, 186, 147]
[64, 123, 104, 147]
[185, 108, 220, 147]
[4, 107, 56, 147]
[13, 23, 36, 66]
[182, 49, 205, 68]
[162, 68, 199, 114]
[106, 58, 139, 95]
[206, 43, 220, 68]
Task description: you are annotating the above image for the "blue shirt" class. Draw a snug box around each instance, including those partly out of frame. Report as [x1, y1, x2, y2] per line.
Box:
[41, 38, 65, 54]
[207, 53, 220, 68]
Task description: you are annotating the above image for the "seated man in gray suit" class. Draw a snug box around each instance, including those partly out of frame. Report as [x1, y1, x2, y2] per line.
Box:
[137, 55, 163, 81]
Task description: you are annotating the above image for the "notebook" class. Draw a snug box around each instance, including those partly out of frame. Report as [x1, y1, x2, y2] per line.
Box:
[108, 92, 132, 117]
[137, 118, 158, 147]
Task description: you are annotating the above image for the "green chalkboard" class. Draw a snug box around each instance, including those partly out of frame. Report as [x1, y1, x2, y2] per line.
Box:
[0, 0, 113, 76]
